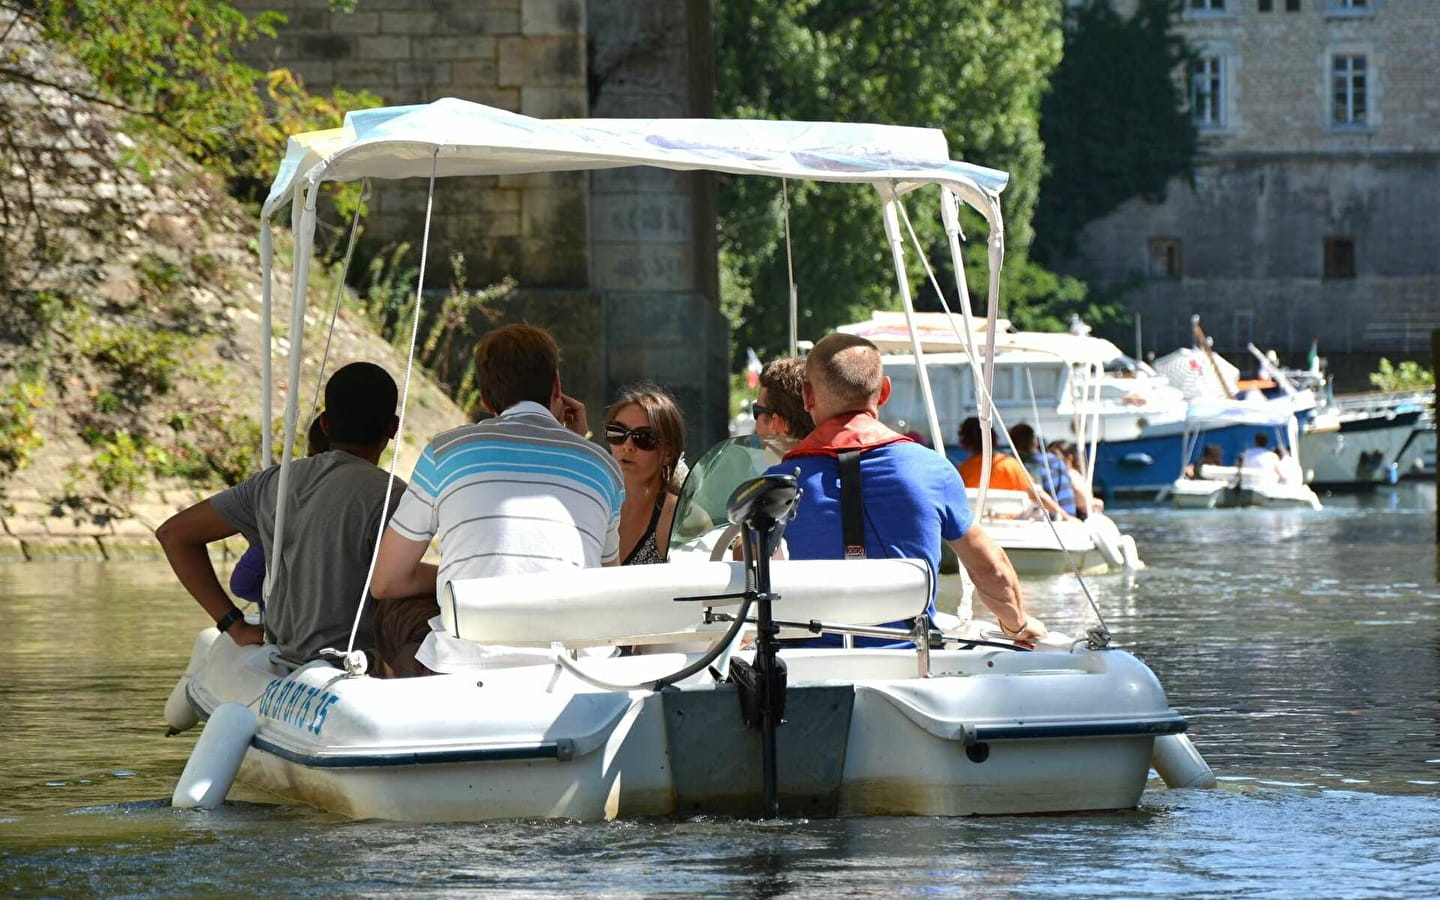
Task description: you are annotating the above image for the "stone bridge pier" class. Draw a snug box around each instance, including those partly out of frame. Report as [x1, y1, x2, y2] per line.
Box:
[235, 0, 728, 450]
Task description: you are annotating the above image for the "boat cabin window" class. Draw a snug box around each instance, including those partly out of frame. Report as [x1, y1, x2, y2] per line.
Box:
[1023, 365, 1064, 403]
[880, 363, 965, 438]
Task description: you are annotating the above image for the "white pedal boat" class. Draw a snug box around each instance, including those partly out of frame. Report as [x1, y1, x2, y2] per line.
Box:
[966, 489, 1142, 576]
[169, 557, 1195, 821]
[161, 100, 1213, 822]
[1170, 467, 1322, 510]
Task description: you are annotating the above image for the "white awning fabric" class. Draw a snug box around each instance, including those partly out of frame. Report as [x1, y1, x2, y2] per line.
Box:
[261, 97, 1009, 229]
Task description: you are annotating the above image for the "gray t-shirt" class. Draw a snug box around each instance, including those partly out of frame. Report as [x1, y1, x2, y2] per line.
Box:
[211, 450, 404, 663]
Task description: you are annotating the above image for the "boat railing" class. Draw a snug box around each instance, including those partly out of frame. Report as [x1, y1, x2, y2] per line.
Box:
[1330, 387, 1434, 415]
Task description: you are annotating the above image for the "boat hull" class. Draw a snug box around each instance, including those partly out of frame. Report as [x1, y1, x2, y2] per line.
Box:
[1301, 409, 1422, 490]
[178, 629, 1183, 821]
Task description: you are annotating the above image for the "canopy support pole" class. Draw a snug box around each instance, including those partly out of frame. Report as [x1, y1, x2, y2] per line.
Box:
[265, 181, 319, 608]
[259, 221, 275, 468]
[879, 186, 943, 452]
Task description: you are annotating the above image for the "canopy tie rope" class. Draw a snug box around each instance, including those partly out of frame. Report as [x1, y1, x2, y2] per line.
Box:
[336, 153, 438, 667]
[892, 195, 1109, 637]
[305, 179, 371, 430]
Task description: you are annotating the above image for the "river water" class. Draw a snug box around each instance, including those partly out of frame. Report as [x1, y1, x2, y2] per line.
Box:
[2, 485, 1437, 897]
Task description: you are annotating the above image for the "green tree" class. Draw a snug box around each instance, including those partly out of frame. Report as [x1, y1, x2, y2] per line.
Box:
[714, 0, 1066, 361]
[1369, 358, 1434, 393]
[7, 1, 376, 199]
[1032, 0, 1197, 266]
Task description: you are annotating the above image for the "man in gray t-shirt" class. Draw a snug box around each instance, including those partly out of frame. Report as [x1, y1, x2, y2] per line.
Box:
[157, 362, 404, 664]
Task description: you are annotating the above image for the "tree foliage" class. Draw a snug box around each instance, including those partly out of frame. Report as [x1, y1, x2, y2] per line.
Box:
[10, 1, 377, 199]
[1032, 0, 1197, 265]
[1368, 358, 1434, 393]
[713, 0, 1066, 361]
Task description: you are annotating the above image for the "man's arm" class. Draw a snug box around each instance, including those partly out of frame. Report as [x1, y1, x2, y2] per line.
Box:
[949, 524, 1047, 642]
[156, 500, 264, 646]
[371, 526, 439, 599]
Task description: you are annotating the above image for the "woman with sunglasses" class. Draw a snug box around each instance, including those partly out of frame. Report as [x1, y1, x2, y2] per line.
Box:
[603, 384, 686, 565]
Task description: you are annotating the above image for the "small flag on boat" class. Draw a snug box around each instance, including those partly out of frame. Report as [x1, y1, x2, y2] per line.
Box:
[746, 347, 763, 388]
[1307, 339, 1320, 375]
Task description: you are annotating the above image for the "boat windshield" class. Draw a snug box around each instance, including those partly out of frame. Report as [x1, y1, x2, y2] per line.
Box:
[669, 434, 793, 552]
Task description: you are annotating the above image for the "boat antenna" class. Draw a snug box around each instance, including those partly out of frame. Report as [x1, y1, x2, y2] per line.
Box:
[782, 178, 798, 357]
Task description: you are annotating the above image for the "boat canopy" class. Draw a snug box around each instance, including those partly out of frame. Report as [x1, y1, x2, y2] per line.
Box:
[262, 97, 1008, 225]
[838, 311, 1126, 365]
[256, 99, 1016, 611]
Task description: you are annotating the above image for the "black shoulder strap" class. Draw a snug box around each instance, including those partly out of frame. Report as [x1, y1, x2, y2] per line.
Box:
[837, 449, 866, 560]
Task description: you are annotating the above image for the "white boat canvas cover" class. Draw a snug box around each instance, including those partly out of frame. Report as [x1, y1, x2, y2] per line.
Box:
[261, 97, 1009, 220]
[1153, 347, 1240, 401]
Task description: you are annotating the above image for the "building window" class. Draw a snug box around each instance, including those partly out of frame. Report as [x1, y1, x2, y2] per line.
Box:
[1324, 237, 1355, 279]
[1259, 0, 1273, 10]
[1287, 0, 1300, 9]
[1189, 0, 1227, 10]
[1335, 0, 1367, 9]
[1148, 238, 1182, 279]
[1192, 55, 1225, 129]
[1332, 55, 1368, 126]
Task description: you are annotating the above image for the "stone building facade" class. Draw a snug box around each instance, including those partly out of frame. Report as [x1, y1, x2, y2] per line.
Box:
[1071, 0, 1440, 386]
[231, 0, 728, 447]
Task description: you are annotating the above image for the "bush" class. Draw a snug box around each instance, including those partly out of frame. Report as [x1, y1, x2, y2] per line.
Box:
[0, 380, 47, 475]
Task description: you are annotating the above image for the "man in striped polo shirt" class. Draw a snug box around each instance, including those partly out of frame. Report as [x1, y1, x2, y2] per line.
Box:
[371, 324, 623, 674]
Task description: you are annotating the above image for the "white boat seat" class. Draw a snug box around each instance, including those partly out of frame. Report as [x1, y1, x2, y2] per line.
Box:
[441, 558, 933, 648]
[965, 488, 1034, 518]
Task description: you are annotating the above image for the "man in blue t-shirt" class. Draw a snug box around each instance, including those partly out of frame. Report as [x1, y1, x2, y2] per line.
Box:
[765, 333, 1044, 644]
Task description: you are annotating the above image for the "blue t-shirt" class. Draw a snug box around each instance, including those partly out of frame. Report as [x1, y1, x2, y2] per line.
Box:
[766, 441, 973, 643]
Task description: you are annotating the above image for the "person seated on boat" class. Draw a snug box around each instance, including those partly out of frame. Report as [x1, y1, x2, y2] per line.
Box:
[1048, 440, 1104, 520]
[604, 383, 684, 565]
[1008, 423, 1077, 518]
[228, 414, 330, 609]
[369, 324, 624, 676]
[765, 333, 1045, 645]
[156, 362, 404, 665]
[1275, 444, 1304, 485]
[754, 356, 815, 453]
[955, 417, 1065, 520]
[1239, 433, 1281, 477]
[1185, 444, 1225, 480]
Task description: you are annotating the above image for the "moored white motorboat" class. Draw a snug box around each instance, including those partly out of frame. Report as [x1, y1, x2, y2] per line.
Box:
[162, 99, 1211, 822]
[1300, 391, 1430, 489]
[1169, 466, 1322, 510]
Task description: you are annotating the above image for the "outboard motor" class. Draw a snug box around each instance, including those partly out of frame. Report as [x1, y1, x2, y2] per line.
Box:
[723, 472, 801, 819]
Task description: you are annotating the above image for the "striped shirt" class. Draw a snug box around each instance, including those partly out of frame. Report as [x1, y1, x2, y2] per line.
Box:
[389, 401, 624, 594]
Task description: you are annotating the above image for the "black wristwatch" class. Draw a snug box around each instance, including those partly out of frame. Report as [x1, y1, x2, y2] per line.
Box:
[216, 608, 245, 634]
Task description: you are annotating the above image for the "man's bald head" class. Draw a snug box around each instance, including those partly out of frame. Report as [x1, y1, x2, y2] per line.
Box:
[806, 333, 886, 416]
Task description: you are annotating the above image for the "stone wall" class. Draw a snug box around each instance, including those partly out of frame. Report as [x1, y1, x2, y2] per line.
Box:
[231, 0, 728, 448]
[1072, 1, 1440, 385]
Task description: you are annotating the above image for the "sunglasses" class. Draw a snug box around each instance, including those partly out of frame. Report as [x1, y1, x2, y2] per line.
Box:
[604, 423, 660, 451]
[750, 400, 777, 419]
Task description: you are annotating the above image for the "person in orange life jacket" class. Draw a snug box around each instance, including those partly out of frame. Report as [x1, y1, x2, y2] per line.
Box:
[764, 333, 1044, 644]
